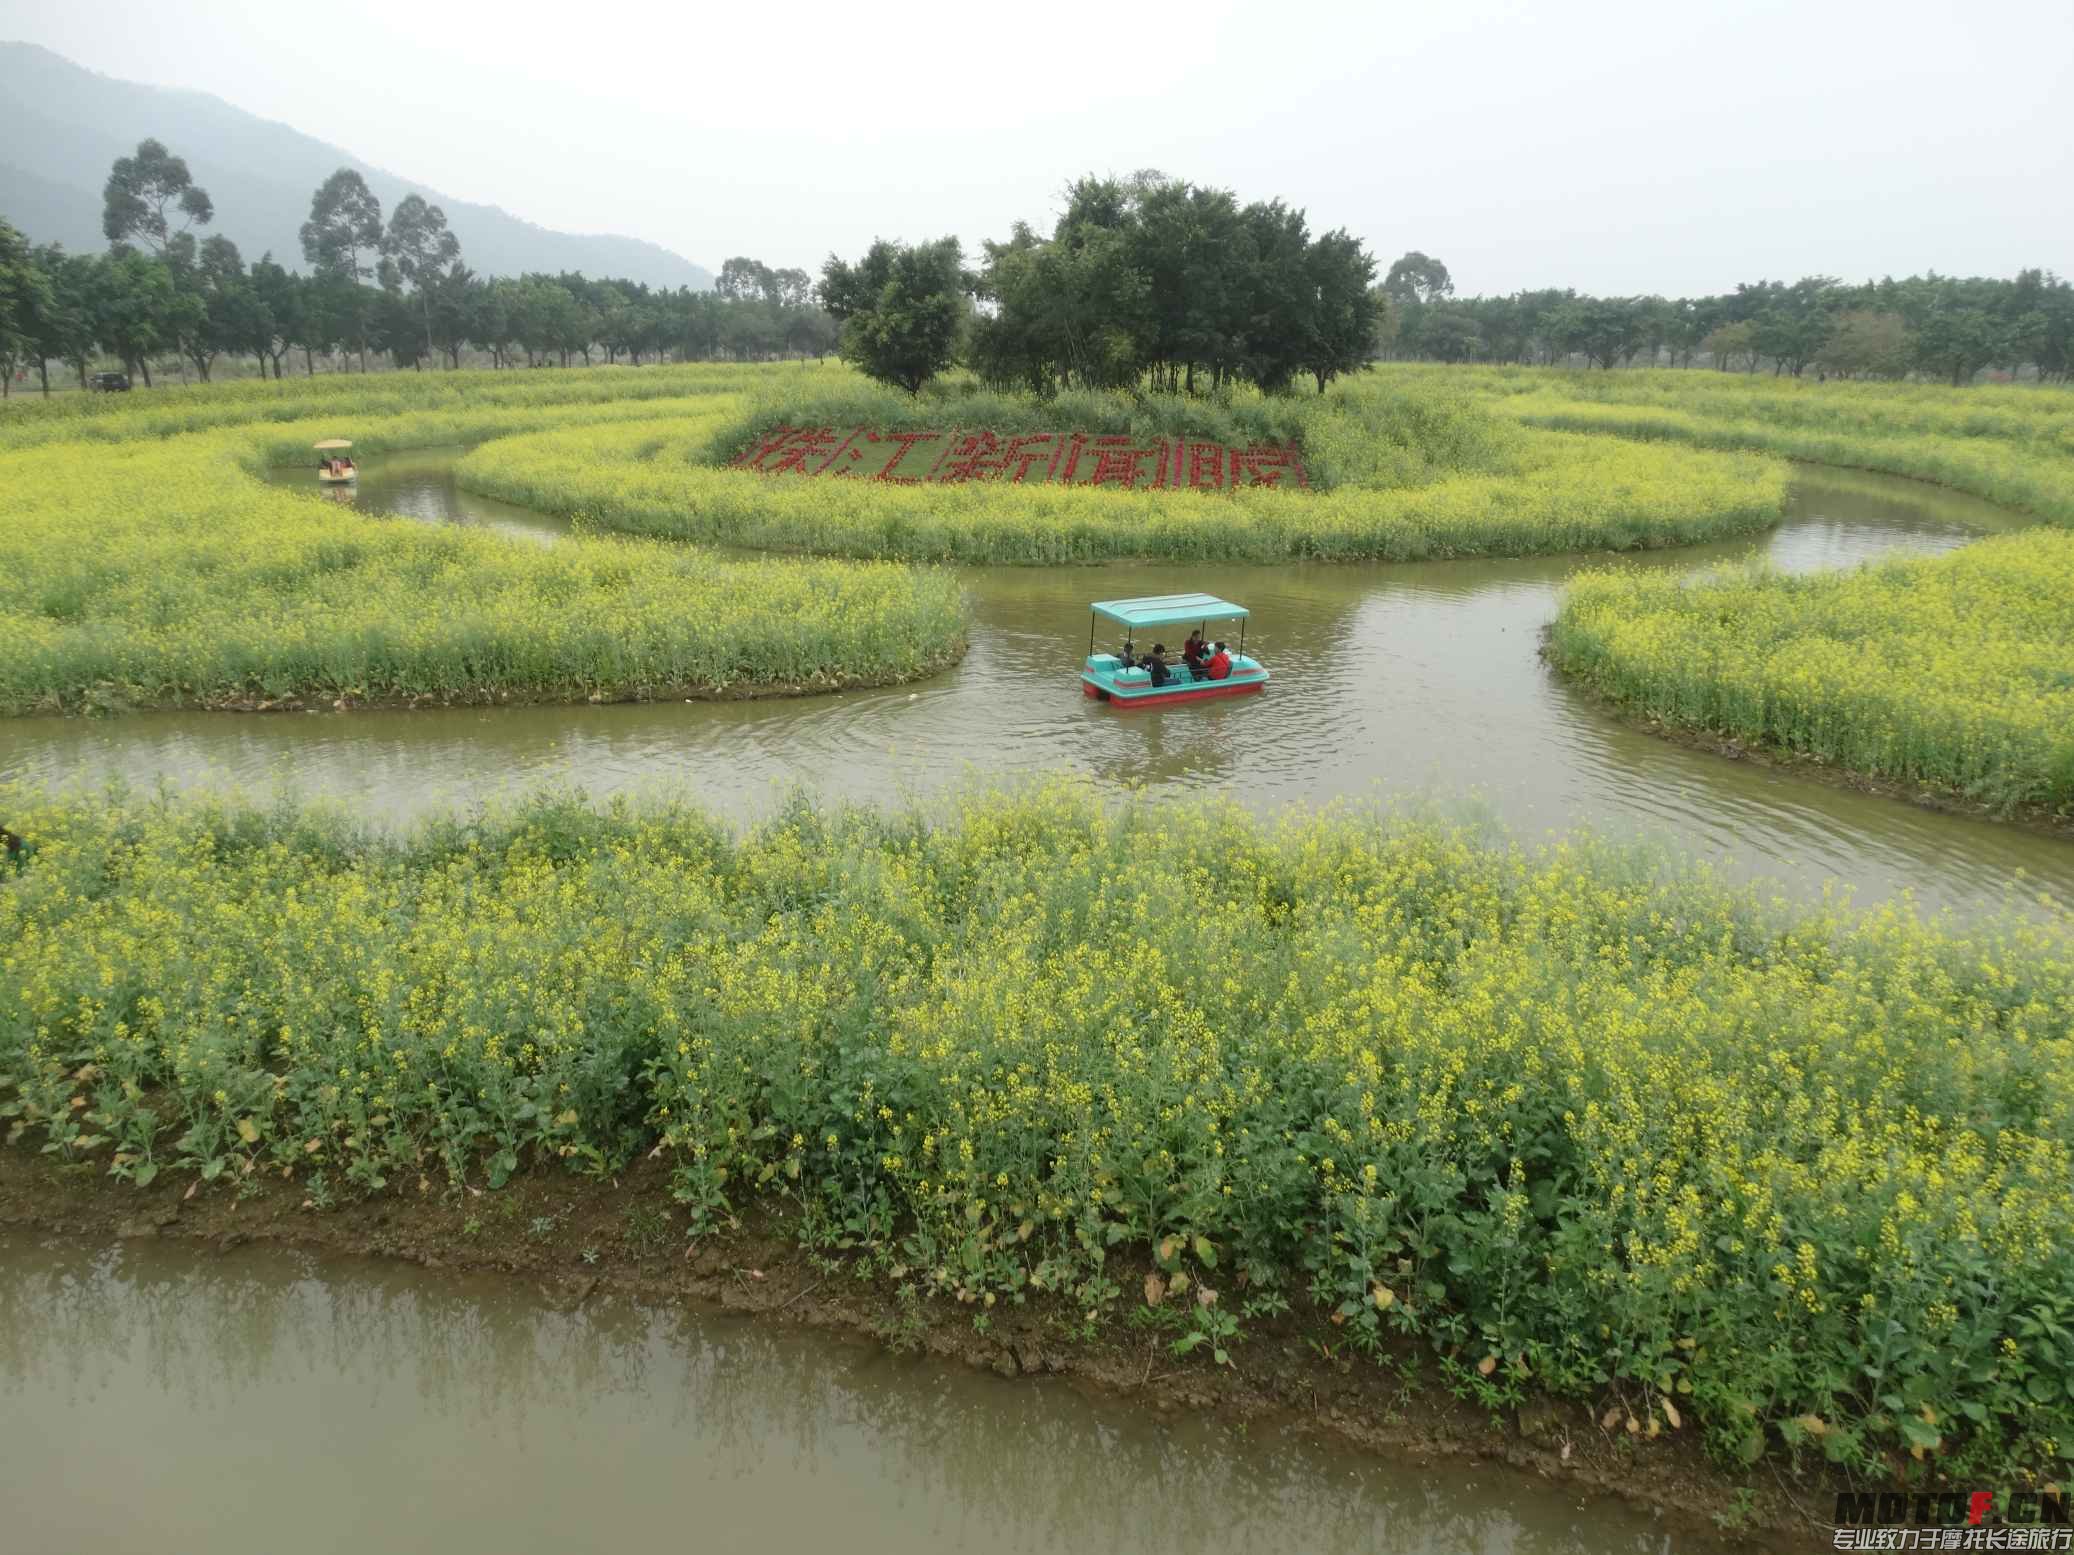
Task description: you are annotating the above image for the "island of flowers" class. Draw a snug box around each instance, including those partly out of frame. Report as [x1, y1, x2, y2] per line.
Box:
[730, 425, 1310, 490]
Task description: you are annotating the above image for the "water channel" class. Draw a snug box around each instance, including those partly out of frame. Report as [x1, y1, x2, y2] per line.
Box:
[4, 452, 2046, 1549]
[0, 1232, 1744, 1554]
[2, 452, 2062, 917]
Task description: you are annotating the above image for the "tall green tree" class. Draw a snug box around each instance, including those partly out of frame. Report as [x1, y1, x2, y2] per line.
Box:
[1302, 228, 1381, 391]
[90, 249, 179, 385]
[0, 219, 53, 397]
[381, 194, 462, 364]
[1912, 302, 2013, 386]
[1550, 297, 1647, 369]
[24, 244, 96, 393]
[819, 236, 964, 393]
[300, 169, 384, 280]
[102, 138, 214, 254]
[248, 255, 304, 379]
[1383, 251, 1453, 308]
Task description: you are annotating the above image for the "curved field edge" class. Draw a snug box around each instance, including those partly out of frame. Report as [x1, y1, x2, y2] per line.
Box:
[453, 418, 1790, 565]
[0, 394, 967, 716]
[4, 779, 2070, 1485]
[1371, 363, 2074, 525]
[1548, 533, 2074, 816]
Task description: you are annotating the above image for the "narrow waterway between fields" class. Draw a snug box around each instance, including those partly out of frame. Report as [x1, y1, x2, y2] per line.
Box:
[3, 456, 2057, 917]
[0, 1233, 1746, 1555]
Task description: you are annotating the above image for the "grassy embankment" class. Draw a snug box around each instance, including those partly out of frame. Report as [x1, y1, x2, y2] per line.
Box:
[1472, 366, 2074, 816]
[2, 779, 2069, 1485]
[453, 373, 1790, 564]
[0, 367, 966, 714]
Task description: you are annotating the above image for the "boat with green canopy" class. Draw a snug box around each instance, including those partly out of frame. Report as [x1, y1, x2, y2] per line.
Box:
[1080, 592, 1268, 708]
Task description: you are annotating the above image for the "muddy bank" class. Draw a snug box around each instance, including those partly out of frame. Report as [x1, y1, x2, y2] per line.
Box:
[0, 1149, 1822, 1549]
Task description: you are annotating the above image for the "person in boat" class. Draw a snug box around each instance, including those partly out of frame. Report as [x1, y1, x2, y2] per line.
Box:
[1182, 632, 1207, 674]
[1117, 639, 1137, 669]
[1145, 644, 1172, 688]
[1204, 641, 1232, 681]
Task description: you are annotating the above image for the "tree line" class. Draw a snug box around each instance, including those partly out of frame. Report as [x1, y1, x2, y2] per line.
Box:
[1376, 254, 2074, 384]
[7, 137, 2066, 397]
[0, 137, 838, 394]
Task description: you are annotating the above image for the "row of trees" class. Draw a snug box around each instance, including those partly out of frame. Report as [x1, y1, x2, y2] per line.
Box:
[818, 173, 1379, 397]
[0, 138, 841, 394]
[1378, 257, 2074, 383]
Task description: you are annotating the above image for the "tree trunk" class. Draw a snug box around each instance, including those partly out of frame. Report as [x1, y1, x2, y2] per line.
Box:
[138, 358, 153, 388]
[38, 359, 50, 395]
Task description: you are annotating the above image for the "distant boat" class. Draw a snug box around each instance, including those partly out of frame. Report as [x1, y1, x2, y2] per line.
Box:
[314, 439, 357, 484]
[1080, 592, 1268, 707]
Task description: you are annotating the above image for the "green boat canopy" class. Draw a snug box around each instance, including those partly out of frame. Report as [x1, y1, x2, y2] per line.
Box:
[1090, 593, 1249, 630]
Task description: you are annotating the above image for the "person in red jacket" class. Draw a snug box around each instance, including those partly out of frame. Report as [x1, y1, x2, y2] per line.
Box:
[1204, 641, 1232, 681]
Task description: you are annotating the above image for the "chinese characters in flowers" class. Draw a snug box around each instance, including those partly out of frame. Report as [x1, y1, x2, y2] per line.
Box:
[731, 426, 1309, 491]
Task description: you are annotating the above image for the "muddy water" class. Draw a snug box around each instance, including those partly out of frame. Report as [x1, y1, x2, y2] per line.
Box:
[0, 1233, 1737, 1555]
[275, 445, 570, 543]
[3, 458, 2062, 916]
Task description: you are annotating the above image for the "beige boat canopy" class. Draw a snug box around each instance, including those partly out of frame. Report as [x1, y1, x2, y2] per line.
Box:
[313, 439, 353, 451]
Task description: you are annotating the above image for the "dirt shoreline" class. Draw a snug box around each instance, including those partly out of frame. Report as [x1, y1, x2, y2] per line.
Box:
[0, 1149, 1827, 1549]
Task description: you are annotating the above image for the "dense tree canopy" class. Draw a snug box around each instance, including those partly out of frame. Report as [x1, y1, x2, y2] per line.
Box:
[1382, 257, 2074, 381]
[819, 236, 965, 394]
[966, 174, 1379, 397]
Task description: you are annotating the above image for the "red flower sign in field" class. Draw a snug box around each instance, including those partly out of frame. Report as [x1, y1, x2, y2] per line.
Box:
[731, 426, 1308, 491]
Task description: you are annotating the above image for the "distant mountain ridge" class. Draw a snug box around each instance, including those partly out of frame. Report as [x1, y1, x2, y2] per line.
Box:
[0, 42, 714, 290]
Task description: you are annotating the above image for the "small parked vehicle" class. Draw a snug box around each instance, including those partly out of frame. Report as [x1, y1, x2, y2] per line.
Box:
[91, 372, 132, 392]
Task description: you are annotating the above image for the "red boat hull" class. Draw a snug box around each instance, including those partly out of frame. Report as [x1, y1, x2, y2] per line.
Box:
[1082, 673, 1266, 708]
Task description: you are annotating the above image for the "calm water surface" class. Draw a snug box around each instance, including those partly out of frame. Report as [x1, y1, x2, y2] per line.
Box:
[0, 1234, 1740, 1555]
[3, 456, 2057, 916]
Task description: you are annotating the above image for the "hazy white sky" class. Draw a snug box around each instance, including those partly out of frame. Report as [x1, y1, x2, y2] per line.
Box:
[5, 0, 2069, 295]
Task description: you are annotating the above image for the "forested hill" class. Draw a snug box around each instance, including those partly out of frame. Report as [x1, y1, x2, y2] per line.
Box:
[0, 42, 714, 289]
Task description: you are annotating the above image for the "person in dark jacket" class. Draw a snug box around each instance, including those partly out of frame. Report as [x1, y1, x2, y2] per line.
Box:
[1146, 644, 1172, 687]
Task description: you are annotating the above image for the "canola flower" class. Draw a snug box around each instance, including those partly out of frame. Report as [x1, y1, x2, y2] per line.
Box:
[0, 371, 966, 713]
[2, 778, 2069, 1478]
[450, 373, 1790, 564]
[1550, 531, 2074, 813]
[1367, 362, 2074, 525]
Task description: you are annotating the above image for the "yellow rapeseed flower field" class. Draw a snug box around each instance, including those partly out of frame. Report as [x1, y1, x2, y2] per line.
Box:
[0, 368, 966, 712]
[451, 372, 1790, 564]
[2, 780, 2068, 1477]
[1551, 531, 2074, 813]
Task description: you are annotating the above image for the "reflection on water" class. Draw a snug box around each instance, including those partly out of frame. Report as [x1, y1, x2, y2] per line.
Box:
[0, 1234, 1731, 1555]
[266, 446, 569, 544]
[3, 460, 2063, 918]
